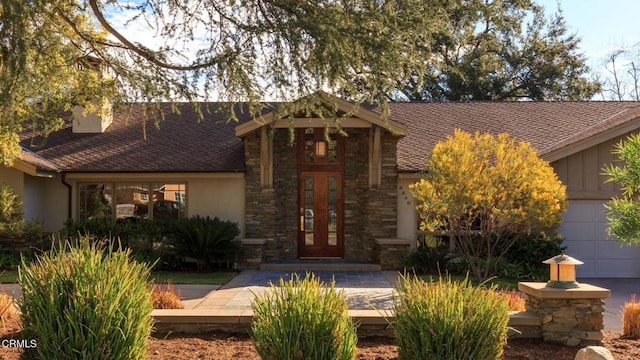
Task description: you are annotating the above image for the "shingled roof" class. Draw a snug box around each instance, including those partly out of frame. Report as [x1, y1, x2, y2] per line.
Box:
[18, 97, 640, 174]
[389, 101, 640, 172]
[20, 103, 250, 172]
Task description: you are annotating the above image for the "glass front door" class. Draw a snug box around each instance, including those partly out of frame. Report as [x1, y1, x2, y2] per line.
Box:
[299, 172, 343, 257]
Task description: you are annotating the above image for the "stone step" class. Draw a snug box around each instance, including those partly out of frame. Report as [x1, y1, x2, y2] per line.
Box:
[259, 263, 382, 271]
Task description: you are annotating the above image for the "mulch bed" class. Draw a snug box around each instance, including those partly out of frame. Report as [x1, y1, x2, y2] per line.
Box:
[0, 316, 638, 359]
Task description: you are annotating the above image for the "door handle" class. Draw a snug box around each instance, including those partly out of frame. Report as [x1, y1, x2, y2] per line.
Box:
[300, 207, 305, 231]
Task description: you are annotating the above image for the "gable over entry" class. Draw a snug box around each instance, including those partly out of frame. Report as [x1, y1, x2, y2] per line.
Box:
[235, 91, 406, 262]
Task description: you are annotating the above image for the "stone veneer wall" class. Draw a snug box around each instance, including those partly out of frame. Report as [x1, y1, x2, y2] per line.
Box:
[244, 127, 399, 264]
[343, 128, 398, 263]
[244, 129, 298, 262]
[518, 282, 609, 347]
[525, 295, 605, 346]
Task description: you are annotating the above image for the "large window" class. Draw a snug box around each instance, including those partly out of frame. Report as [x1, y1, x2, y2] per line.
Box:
[78, 182, 186, 220]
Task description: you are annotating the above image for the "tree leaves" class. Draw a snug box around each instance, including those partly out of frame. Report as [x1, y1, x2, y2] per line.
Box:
[603, 133, 640, 244]
[409, 129, 567, 281]
[393, 1, 599, 101]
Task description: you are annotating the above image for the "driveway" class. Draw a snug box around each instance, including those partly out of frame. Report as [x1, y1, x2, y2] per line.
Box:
[581, 278, 640, 332]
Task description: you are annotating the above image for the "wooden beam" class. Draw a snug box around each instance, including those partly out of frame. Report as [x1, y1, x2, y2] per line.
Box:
[235, 91, 408, 137]
[271, 118, 372, 128]
[260, 127, 273, 187]
[369, 126, 382, 187]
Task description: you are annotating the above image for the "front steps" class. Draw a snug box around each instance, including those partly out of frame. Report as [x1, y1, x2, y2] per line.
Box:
[260, 260, 381, 271]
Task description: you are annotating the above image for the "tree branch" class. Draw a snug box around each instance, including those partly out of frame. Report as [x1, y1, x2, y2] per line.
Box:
[88, 0, 222, 71]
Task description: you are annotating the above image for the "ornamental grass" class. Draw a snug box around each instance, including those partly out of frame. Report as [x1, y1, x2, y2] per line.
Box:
[251, 273, 357, 360]
[500, 289, 526, 312]
[152, 282, 185, 309]
[394, 274, 510, 360]
[623, 294, 640, 337]
[0, 290, 16, 329]
[19, 238, 154, 360]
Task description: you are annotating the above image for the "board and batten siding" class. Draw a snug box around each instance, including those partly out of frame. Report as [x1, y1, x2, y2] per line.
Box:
[551, 136, 622, 200]
[551, 133, 640, 278]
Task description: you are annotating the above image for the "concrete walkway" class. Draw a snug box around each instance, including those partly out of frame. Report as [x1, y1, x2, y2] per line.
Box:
[169, 272, 637, 332]
[189, 270, 397, 311]
[3, 273, 637, 332]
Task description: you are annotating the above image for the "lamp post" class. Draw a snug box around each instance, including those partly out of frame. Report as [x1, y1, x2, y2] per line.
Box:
[543, 252, 583, 289]
[543, 251, 584, 289]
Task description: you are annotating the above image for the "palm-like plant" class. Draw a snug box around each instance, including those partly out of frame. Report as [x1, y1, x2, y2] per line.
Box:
[167, 216, 240, 271]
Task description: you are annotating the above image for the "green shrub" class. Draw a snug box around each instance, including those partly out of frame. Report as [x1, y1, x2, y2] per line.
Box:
[493, 232, 564, 280]
[501, 233, 565, 266]
[0, 183, 45, 246]
[404, 235, 449, 274]
[63, 218, 181, 270]
[167, 215, 240, 271]
[63, 217, 174, 251]
[19, 238, 154, 360]
[0, 183, 22, 225]
[0, 251, 31, 270]
[251, 273, 357, 360]
[394, 275, 509, 360]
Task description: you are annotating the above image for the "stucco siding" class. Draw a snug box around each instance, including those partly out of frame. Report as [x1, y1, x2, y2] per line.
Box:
[188, 177, 246, 236]
[43, 179, 70, 232]
[22, 176, 69, 232]
[0, 166, 24, 198]
[397, 176, 419, 243]
[23, 176, 46, 223]
[0, 167, 67, 233]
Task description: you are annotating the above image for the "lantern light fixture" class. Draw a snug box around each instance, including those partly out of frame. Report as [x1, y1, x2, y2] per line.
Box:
[543, 252, 583, 289]
[315, 140, 327, 157]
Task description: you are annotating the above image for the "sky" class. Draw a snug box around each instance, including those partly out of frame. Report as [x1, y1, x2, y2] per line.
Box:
[538, 0, 640, 71]
[106, 1, 640, 100]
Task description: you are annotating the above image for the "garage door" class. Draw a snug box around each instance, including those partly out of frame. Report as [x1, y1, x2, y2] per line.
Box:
[561, 200, 640, 278]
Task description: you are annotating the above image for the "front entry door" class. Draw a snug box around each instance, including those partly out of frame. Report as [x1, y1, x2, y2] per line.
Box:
[299, 171, 343, 257]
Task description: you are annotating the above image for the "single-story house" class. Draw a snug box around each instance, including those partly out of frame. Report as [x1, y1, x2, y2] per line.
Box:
[3, 91, 640, 277]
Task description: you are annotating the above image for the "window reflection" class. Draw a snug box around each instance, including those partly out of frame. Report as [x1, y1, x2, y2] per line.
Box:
[304, 176, 314, 245]
[152, 183, 186, 219]
[78, 182, 186, 220]
[78, 184, 113, 220]
[328, 176, 337, 246]
[116, 183, 149, 219]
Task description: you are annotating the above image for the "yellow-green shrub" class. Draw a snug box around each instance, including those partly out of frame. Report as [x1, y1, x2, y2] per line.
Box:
[251, 273, 357, 360]
[410, 130, 566, 282]
[19, 239, 154, 360]
[394, 275, 510, 360]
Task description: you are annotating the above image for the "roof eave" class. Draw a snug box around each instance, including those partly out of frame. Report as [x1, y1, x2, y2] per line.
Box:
[542, 111, 640, 163]
[235, 91, 407, 137]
